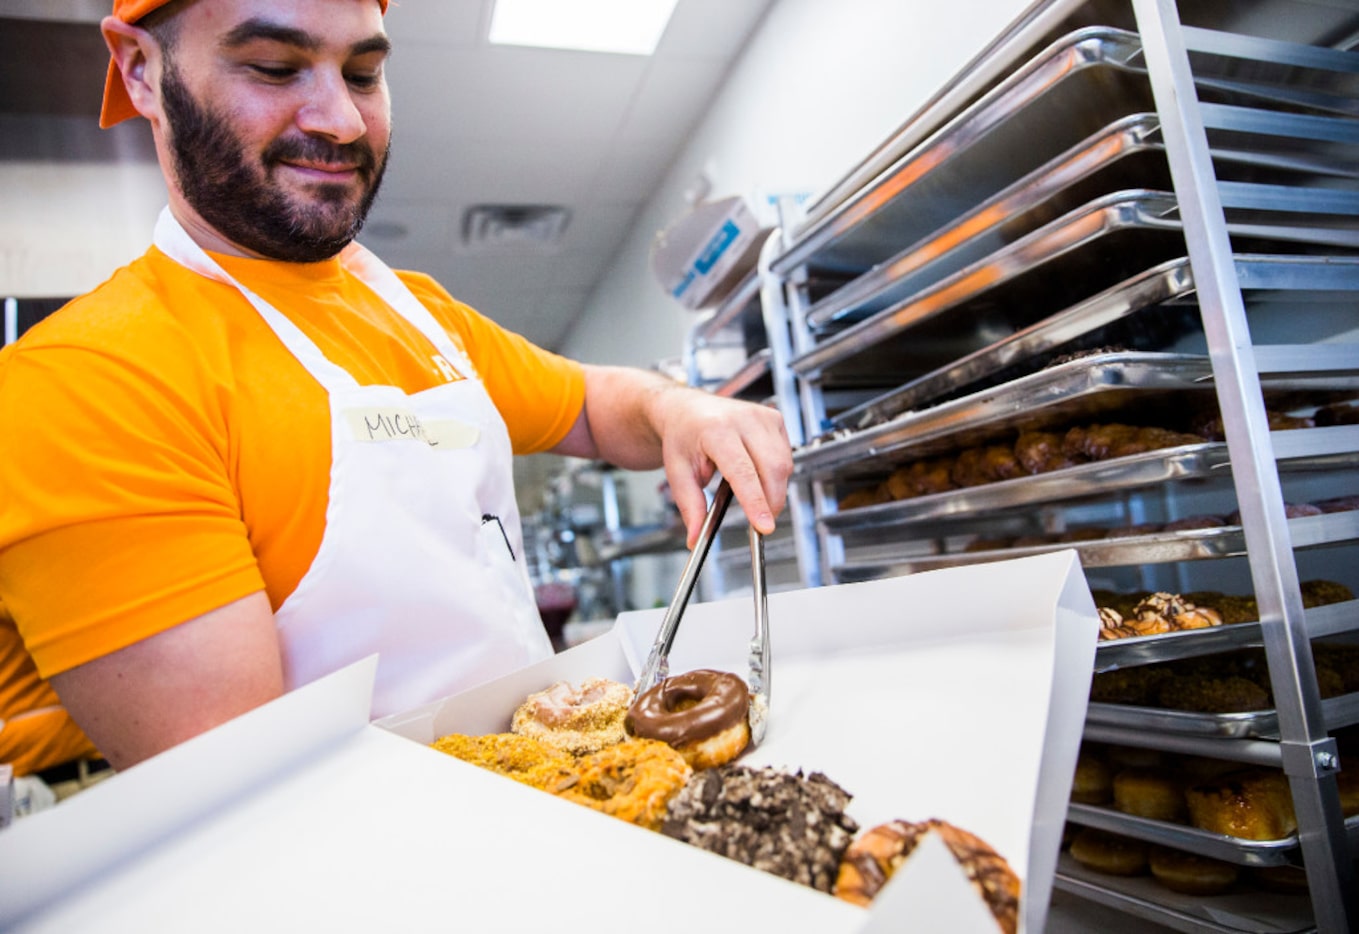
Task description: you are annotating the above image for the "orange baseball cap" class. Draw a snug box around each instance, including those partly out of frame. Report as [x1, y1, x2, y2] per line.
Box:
[100, 0, 390, 128]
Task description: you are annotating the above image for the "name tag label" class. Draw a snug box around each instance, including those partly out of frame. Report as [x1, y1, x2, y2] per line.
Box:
[345, 407, 479, 449]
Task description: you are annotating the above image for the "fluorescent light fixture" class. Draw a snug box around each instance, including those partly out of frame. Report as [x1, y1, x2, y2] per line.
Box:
[489, 0, 680, 55]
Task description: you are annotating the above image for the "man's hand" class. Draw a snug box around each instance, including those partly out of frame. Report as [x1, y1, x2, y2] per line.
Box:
[552, 365, 794, 546]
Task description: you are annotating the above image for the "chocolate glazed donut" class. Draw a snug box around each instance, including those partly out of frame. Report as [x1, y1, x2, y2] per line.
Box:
[626, 669, 751, 769]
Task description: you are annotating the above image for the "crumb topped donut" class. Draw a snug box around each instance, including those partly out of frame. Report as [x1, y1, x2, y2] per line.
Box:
[553, 738, 691, 830]
[511, 677, 633, 755]
[430, 733, 575, 790]
[625, 669, 751, 769]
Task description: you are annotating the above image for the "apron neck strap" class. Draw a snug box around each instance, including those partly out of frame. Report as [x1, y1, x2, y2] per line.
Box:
[151, 207, 479, 393]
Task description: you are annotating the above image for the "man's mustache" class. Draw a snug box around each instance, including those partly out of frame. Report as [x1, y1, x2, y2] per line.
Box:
[263, 137, 378, 176]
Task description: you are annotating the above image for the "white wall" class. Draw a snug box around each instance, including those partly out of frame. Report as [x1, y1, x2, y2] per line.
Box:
[560, 0, 1033, 368]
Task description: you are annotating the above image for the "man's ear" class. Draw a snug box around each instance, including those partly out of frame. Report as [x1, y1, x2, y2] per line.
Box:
[101, 16, 164, 124]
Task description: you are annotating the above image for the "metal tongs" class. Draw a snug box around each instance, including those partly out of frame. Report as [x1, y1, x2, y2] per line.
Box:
[634, 478, 771, 745]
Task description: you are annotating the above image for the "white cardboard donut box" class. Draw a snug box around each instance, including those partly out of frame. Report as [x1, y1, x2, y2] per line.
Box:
[0, 550, 1098, 933]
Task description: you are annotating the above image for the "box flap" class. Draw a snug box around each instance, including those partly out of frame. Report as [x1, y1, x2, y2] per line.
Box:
[0, 657, 377, 929]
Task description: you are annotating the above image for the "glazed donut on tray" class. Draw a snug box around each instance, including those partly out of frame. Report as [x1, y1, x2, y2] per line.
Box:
[510, 677, 633, 755]
[625, 669, 751, 769]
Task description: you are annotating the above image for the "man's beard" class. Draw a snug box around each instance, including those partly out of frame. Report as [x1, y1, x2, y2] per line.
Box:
[161, 62, 388, 263]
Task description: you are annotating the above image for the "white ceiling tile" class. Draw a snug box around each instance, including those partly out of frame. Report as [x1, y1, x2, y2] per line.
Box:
[656, 0, 775, 58]
[360, 196, 456, 255]
[618, 58, 727, 143]
[381, 0, 489, 48]
[387, 45, 647, 143]
[558, 203, 642, 259]
[590, 140, 673, 202]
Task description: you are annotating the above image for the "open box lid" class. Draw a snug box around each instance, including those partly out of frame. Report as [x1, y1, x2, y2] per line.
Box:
[0, 551, 1097, 933]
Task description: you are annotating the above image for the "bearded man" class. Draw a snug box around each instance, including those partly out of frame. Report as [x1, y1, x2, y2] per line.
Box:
[0, 0, 792, 778]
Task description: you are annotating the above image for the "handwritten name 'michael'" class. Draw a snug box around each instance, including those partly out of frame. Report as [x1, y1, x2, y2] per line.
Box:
[361, 410, 436, 446]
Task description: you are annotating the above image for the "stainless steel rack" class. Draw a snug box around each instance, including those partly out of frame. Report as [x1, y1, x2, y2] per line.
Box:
[756, 0, 1359, 930]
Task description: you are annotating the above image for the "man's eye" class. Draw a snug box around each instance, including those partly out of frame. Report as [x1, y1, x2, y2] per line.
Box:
[249, 64, 297, 80]
[346, 71, 382, 90]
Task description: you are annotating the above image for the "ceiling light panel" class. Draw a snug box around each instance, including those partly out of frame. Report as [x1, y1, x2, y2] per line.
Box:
[488, 0, 680, 55]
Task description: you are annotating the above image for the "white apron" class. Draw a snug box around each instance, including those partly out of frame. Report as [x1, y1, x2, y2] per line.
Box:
[153, 208, 553, 718]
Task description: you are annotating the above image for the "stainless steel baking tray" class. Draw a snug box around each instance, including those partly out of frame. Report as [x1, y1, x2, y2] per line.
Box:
[797, 351, 1215, 477]
[1094, 600, 1358, 672]
[779, 25, 1359, 280]
[713, 348, 772, 400]
[1086, 691, 1359, 740]
[804, 105, 1359, 335]
[776, 27, 1153, 278]
[788, 189, 1359, 387]
[796, 4, 1359, 237]
[1055, 855, 1315, 934]
[802, 114, 1172, 332]
[832, 254, 1359, 431]
[1184, 26, 1359, 120]
[691, 269, 762, 345]
[831, 511, 1359, 580]
[1066, 803, 1359, 868]
[821, 442, 1231, 532]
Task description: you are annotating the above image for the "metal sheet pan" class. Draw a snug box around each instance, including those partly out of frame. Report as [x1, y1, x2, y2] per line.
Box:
[802, 114, 1173, 331]
[1066, 803, 1359, 869]
[691, 269, 762, 345]
[1094, 600, 1358, 672]
[832, 254, 1359, 431]
[1055, 856, 1315, 934]
[713, 348, 772, 400]
[776, 27, 1154, 278]
[803, 106, 1359, 335]
[795, 4, 1359, 238]
[1086, 691, 1359, 740]
[779, 25, 1359, 280]
[796, 351, 1215, 477]
[788, 189, 1359, 386]
[831, 511, 1359, 580]
[821, 442, 1231, 532]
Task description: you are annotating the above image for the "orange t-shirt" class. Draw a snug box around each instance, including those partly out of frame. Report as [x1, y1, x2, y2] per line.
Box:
[0, 246, 585, 773]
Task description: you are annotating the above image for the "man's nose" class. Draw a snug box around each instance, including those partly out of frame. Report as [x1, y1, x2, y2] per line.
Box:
[295, 70, 367, 143]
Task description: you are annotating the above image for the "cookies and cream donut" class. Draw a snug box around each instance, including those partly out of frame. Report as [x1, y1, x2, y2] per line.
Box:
[835, 819, 1020, 934]
[662, 765, 858, 893]
[625, 669, 751, 769]
[510, 677, 633, 755]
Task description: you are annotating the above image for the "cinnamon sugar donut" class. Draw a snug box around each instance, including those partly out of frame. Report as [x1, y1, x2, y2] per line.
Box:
[553, 738, 692, 830]
[511, 677, 633, 755]
[626, 669, 751, 769]
[834, 819, 1020, 934]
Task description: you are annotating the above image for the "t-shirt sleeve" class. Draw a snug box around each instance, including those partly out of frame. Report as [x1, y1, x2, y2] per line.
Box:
[0, 323, 264, 678]
[398, 272, 586, 454]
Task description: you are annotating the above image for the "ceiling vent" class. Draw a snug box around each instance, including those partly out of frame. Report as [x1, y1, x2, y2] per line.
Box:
[461, 204, 571, 253]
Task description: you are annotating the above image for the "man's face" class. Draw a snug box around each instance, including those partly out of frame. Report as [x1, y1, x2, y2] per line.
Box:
[155, 0, 392, 262]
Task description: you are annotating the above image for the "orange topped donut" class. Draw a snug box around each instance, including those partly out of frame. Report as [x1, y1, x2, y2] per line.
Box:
[625, 669, 751, 770]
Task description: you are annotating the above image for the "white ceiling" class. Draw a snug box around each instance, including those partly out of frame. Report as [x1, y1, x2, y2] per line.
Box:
[0, 0, 775, 350]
